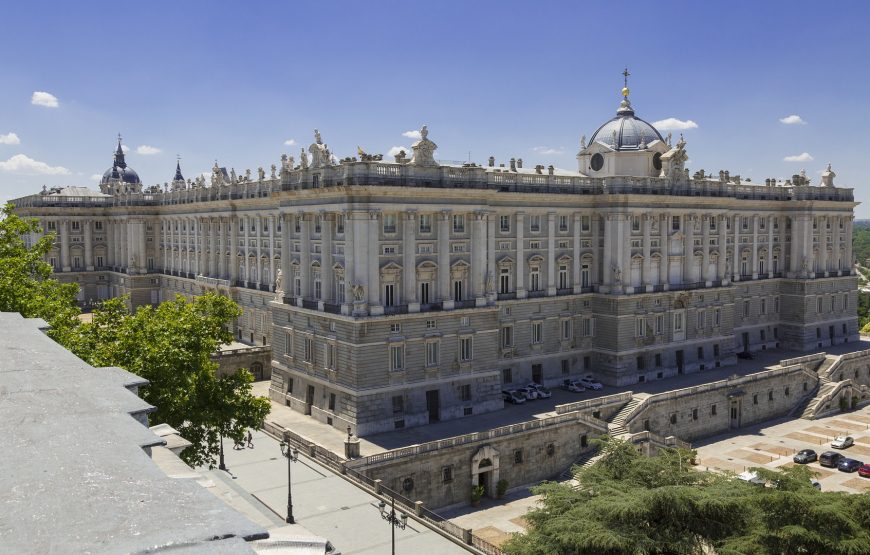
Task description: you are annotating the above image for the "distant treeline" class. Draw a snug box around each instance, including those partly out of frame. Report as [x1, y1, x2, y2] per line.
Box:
[853, 223, 870, 266]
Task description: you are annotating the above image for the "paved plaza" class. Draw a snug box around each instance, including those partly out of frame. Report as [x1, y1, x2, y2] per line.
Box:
[694, 404, 870, 493]
[200, 429, 470, 554]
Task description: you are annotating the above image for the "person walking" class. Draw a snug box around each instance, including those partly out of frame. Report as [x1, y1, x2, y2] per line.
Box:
[246, 430, 253, 449]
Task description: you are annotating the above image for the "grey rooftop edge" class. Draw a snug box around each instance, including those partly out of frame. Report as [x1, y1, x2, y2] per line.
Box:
[0, 312, 268, 554]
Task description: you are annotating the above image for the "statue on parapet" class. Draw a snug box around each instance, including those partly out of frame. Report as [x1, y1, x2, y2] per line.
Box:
[409, 124, 438, 167]
[352, 283, 366, 302]
[274, 269, 284, 300]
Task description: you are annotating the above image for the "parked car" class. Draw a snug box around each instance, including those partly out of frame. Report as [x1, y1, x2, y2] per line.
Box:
[736, 351, 754, 360]
[831, 435, 855, 449]
[579, 376, 603, 390]
[819, 451, 845, 468]
[515, 386, 539, 401]
[527, 384, 552, 399]
[562, 379, 585, 393]
[837, 458, 863, 473]
[793, 449, 818, 464]
[502, 390, 526, 405]
[858, 464, 870, 478]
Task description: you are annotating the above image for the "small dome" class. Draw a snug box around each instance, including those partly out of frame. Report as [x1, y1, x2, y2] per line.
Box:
[101, 165, 141, 185]
[589, 100, 663, 152]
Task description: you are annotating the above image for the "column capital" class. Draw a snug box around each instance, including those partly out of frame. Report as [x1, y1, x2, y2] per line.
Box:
[439, 209, 452, 220]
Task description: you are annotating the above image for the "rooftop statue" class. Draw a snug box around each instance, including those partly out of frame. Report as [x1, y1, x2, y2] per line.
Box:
[410, 124, 438, 167]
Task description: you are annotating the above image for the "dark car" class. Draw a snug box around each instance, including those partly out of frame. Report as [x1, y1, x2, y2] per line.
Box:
[837, 458, 863, 473]
[819, 451, 845, 468]
[793, 449, 818, 464]
[858, 464, 870, 478]
[737, 351, 754, 360]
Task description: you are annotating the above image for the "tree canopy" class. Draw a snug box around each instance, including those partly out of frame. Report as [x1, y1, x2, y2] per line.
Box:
[503, 437, 870, 555]
[63, 294, 270, 468]
[0, 203, 80, 341]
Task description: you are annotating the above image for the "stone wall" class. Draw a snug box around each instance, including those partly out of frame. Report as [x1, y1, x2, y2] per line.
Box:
[212, 346, 271, 380]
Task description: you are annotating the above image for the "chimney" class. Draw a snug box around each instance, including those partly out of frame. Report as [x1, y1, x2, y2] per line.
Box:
[517, 158, 523, 169]
[488, 156, 495, 167]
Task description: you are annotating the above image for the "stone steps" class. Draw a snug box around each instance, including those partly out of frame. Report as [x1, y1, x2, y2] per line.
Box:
[800, 382, 838, 419]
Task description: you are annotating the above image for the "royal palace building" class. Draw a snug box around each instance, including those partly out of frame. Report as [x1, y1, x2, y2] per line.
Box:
[11, 86, 859, 435]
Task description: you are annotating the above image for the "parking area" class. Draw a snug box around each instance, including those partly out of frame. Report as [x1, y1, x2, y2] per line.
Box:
[693, 404, 870, 493]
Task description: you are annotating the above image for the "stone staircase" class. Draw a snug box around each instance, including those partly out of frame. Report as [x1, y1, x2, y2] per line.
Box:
[559, 448, 602, 480]
[799, 378, 836, 419]
[607, 395, 645, 436]
[816, 355, 838, 379]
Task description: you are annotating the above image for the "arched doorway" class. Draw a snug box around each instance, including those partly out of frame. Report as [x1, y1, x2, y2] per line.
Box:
[250, 362, 264, 381]
[471, 445, 500, 499]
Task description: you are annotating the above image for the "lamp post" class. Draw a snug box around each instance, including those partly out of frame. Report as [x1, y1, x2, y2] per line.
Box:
[377, 494, 408, 555]
[279, 440, 300, 524]
[218, 434, 227, 471]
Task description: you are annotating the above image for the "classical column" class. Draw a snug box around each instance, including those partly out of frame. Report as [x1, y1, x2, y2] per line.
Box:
[845, 216, 854, 273]
[602, 213, 612, 288]
[209, 218, 218, 277]
[819, 215, 828, 276]
[487, 211, 496, 301]
[516, 212, 526, 298]
[702, 214, 711, 286]
[218, 218, 226, 279]
[281, 213, 292, 301]
[437, 211, 450, 305]
[641, 212, 651, 289]
[750, 214, 759, 279]
[717, 214, 728, 282]
[84, 219, 94, 270]
[572, 212, 582, 293]
[321, 213, 333, 304]
[229, 216, 238, 283]
[732, 215, 740, 280]
[199, 218, 208, 277]
[403, 211, 418, 310]
[682, 214, 694, 284]
[546, 212, 556, 296]
[767, 214, 775, 277]
[60, 220, 70, 271]
[367, 212, 381, 311]
[471, 211, 486, 301]
[621, 214, 632, 293]
[659, 213, 669, 287]
[591, 213, 601, 287]
[269, 215, 277, 291]
[300, 213, 311, 299]
[138, 219, 147, 272]
[255, 216, 263, 286]
[244, 216, 251, 284]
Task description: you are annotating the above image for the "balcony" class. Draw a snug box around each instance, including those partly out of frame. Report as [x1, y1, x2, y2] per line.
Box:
[497, 292, 517, 301]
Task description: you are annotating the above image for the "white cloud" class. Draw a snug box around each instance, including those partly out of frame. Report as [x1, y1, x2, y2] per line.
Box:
[652, 118, 698, 131]
[0, 154, 70, 175]
[402, 130, 422, 140]
[136, 145, 161, 155]
[31, 91, 59, 108]
[0, 132, 21, 145]
[779, 114, 806, 125]
[783, 152, 813, 162]
[121, 144, 129, 154]
[532, 146, 564, 155]
[388, 146, 409, 157]
[90, 173, 102, 181]
[284, 139, 297, 146]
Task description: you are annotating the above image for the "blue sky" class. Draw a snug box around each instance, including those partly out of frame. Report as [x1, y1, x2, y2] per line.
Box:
[2, 1, 869, 215]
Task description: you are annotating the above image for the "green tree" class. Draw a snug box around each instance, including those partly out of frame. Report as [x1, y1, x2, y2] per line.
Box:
[0, 203, 80, 340]
[503, 437, 870, 555]
[63, 293, 270, 468]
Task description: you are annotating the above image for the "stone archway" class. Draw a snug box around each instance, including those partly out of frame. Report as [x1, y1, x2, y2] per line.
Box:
[471, 445, 500, 498]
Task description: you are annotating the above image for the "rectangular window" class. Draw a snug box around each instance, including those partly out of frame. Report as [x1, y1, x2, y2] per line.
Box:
[336, 214, 345, 234]
[760, 298, 767, 315]
[531, 321, 542, 344]
[637, 356, 645, 370]
[314, 215, 322, 234]
[561, 359, 570, 375]
[325, 343, 336, 370]
[583, 317, 594, 337]
[383, 284, 395, 307]
[636, 317, 645, 337]
[459, 384, 471, 402]
[285, 332, 293, 356]
[672, 216, 680, 231]
[632, 216, 641, 232]
[390, 345, 404, 371]
[558, 265, 568, 289]
[459, 337, 473, 361]
[817, 297, 823, 313]
[530, 215, 541, 232]
[500, 215, 511, 233]
[96, 256, 104, 267]
[392, 395, 404, 413]
[561, 319, 572, 340]
[71, 221, 80, 231]
[390, 323, 401, 333]
[426, 319, 437, 329]
[383, 214, 396, 234]
[655, 353, 662, 367]
[711, 404, 717, 416]
[304, 338, 313, 363]
[419, 214, 432, 233]
[559, 215, 569, 231]
[501, 325, 514, 348]
[502, 367, 513, 384]
[442, 466, 453, 483]
[697, 310, 705, 329]
[697, 346, 704, 359]
[744, 300, 751, 317]
[714, 308, 721, 326]
[514, 449, 523, 464]
[452, 214, 465, 233]
[674, 312, 683, 332]
[581, 216, 590, 231]
[426, 341, 439, 366]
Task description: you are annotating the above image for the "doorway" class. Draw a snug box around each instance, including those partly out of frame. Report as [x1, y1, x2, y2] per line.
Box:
[532, 364, 543, 384]
[676, 350, 684, 374]
[305, 385, 315, 415]
[477, 459, 493, 496]
[426, 389, 440, 423]
[730, 399, 741, 428]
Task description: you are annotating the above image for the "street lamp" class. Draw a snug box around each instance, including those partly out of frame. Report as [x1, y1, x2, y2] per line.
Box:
[279, 440, 300, 524]
[377, 494, 408, 555]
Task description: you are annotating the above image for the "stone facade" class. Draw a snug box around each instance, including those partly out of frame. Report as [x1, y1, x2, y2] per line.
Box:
[11, 88, 859, 436]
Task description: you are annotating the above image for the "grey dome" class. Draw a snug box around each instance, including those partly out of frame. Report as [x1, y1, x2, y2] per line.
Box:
[589, 100, 663, 151]
[101, 166, 141, 185]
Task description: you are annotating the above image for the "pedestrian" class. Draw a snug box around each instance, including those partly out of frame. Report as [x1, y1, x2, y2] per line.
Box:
[247, 430, 253, 449]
